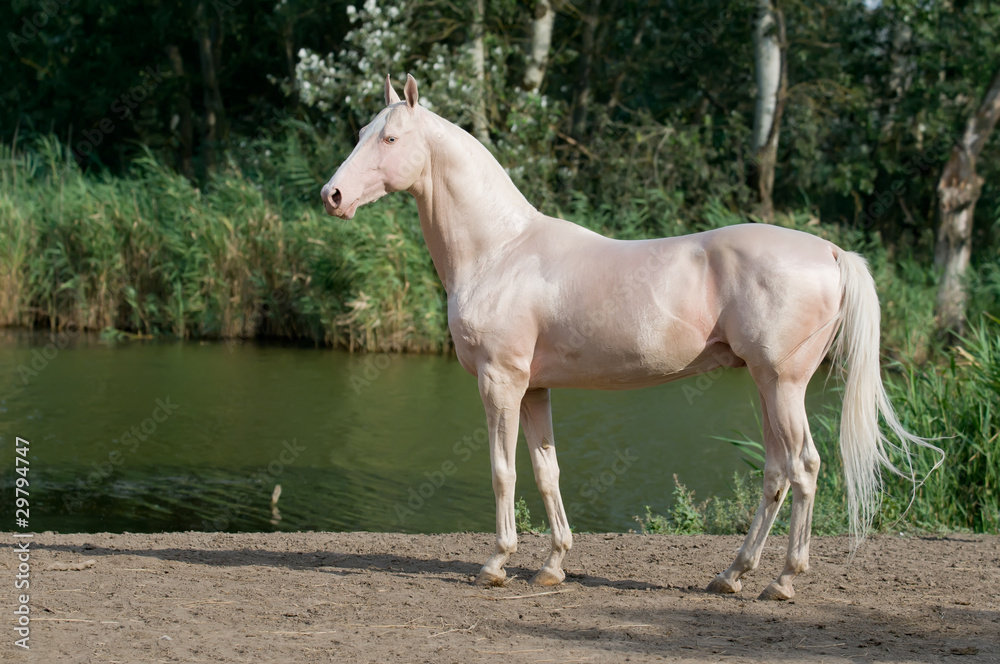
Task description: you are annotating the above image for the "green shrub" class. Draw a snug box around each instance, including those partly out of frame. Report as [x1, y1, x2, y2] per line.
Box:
[635, 476, 706, 535]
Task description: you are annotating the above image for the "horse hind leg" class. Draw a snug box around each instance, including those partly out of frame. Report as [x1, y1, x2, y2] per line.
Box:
[706, 386, 791, 595]
[757, 381, 820, 601]
[520, 387, 572, 586]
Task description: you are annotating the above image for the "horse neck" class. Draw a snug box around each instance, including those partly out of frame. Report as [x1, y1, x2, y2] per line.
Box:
[410, 112, 536, 292]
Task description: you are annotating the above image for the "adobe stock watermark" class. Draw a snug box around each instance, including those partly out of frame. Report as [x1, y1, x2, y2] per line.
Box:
[13, 280, 137, 385]
[7, 0, 73, 54]
[680, 348, 744, 405]
[12, 436, 32, 650]
[72, 397, 181, 501]
[567, 448, 638, 522]
[348, 352, 397, 394]
[394, 427, 489, 524]
[201, 438, 306, 530]
[15, 322, 81, 385]
[73, 65, 165, 159]
[554, 245, 670, 359]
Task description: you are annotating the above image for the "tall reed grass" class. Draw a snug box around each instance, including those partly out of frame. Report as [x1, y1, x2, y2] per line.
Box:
[0, 137, 448, 351]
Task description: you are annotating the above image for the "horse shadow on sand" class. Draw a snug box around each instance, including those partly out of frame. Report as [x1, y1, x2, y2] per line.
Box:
[38, 540, 666, 591]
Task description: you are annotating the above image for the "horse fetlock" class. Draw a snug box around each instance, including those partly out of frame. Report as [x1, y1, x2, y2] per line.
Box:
[733, 551, 761, 573]
[494, 537, 517, 557]
[785, 558, 809, 575]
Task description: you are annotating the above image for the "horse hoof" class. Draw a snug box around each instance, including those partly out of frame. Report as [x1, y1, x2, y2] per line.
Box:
[757, 581, 794, 601]
[530, 567, 565, 587]
[474, 568, 506, 587]
[705, 574, 741, 594]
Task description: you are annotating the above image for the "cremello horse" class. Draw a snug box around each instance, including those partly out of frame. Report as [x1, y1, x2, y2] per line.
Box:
[321, 75, 940, 600]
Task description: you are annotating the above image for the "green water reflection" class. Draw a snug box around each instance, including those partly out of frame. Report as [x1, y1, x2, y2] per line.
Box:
[0, 330, 834, 533]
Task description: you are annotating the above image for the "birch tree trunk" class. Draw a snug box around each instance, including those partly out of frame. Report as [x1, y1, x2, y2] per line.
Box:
[470, 0, 491, 145]
[935, 65, 1000, 338]
[523, 0, 556, 93]
[750, 0, 785, 222]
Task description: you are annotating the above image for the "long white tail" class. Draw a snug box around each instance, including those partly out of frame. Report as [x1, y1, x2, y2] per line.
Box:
[830, 251, 944, 544]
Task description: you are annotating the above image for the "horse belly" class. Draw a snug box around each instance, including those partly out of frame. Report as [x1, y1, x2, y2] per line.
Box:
[528, 319, 715, 390]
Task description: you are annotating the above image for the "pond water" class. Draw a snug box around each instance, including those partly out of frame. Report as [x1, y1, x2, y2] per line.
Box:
[0, 330, 835, 534]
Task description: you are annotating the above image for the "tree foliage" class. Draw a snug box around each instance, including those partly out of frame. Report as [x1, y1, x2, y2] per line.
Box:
[1, 0, 998, 295]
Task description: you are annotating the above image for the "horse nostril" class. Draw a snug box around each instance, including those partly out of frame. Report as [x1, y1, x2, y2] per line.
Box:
[321, 185, 342, 211]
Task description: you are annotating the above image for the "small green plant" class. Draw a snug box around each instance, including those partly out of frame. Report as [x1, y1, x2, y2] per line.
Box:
[634, 475, 706, 534]
[514, 496, 539, 533]
[635, 505, 671, 534]
[704, 471, 765, 535]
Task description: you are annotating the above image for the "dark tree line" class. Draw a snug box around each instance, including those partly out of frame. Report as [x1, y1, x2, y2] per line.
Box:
[2, 0, 998, 334]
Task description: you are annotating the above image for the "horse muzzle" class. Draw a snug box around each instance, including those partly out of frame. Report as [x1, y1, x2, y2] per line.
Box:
[321, 183, 344, 217]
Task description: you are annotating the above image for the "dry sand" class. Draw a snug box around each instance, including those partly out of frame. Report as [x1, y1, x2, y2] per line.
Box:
[3, 531, 998, 663]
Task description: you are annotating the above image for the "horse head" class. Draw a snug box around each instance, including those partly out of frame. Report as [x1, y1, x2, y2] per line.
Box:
[320, 74, 428, 219]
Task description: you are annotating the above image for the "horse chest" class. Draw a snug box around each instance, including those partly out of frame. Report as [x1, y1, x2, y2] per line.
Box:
[447, 290, 540, 375]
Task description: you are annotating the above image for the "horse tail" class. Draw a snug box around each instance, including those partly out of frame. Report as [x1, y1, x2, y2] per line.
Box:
[830, 250, 943, 546]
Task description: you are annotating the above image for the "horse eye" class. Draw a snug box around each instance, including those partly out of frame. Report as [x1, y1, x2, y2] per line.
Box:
[385, 136, 397, 144]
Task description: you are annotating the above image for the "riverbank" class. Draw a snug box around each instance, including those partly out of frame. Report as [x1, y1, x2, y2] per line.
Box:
[9, 531, 999, 663]
[9, 137, 997, 358]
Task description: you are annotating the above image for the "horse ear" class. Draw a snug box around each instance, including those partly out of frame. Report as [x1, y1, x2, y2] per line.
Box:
[404, 74, 419, 109]
[384, 75, 401, 105]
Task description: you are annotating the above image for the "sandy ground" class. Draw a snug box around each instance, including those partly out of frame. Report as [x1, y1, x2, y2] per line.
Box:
[2, 531, 998, 663]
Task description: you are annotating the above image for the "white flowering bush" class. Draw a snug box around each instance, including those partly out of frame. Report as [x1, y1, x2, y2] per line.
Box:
[293, 0, 412, 121]
[291, 0, 565, 202]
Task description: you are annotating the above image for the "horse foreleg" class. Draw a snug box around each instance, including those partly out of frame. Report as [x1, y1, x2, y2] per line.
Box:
[707, 387, 790, 595]
[520, 388, 572, 586]
[474, 365, 528, 587]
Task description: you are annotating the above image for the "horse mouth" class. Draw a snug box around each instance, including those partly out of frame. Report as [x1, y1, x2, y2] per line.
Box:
[335, 201, 359, 220]
[324, 198, 358, 219]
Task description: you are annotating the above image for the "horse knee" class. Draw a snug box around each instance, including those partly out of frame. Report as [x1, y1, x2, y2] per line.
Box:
[492, 467, 516, 493]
